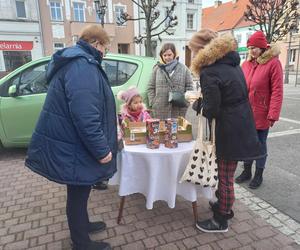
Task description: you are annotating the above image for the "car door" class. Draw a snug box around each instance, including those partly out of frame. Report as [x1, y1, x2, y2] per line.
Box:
[0, 62, 48, 146]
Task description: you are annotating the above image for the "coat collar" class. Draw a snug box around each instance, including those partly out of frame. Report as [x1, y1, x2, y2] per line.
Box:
[247, 44, 281, 64]
[191, 34, 236, 76]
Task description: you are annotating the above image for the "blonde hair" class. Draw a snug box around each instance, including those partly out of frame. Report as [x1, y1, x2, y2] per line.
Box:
[79, 24, 110, 45]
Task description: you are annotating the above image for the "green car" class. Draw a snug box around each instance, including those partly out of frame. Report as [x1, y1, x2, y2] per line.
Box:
[0, 54, 157, 148]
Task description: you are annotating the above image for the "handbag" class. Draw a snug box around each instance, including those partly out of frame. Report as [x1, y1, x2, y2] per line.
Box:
[168, 91, 188, 108]
[180, 112, 218, 188]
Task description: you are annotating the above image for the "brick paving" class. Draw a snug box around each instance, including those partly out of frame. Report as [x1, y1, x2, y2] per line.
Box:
[0, 153, 300, 250]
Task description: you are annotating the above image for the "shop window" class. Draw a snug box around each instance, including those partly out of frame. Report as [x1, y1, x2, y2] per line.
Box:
[101, 59, 137, 87]
[118, 44, 129, 54]
[50, 1, 63, 21]
[73, 2, 85, 22]
[3, 51, 32, 73]
[16, 0, 26, 18]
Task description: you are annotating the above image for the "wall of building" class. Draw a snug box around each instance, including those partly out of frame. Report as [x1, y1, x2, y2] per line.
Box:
[39, 0, 136, 56]
[0, 0, 43, 76]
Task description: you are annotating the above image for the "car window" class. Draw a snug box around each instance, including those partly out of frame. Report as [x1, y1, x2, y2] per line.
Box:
[18, 63, 48, 96]
[102, 59, 137, 87]
[0, 74, 20, 97]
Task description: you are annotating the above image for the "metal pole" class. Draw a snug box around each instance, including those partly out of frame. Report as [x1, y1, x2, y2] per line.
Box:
[284, 31, 292, 84]
[295, 38, 300, 86]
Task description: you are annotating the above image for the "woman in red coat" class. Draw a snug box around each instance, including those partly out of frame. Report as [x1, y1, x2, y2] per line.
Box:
[236, 31, 283, 189]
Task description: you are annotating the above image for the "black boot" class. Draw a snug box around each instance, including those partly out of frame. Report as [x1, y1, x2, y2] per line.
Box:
[196, 211, 230, 233]
[235, 165, 252, 183]
[92, 181, 108, 190]
[249, 168, 263, 189]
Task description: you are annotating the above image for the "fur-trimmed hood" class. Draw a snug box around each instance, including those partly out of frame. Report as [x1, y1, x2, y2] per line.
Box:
[191, 34, 237, 76]
[247, 44, 281, 64]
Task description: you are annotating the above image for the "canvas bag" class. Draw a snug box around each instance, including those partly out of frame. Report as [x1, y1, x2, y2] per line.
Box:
[180, 112, 218, 188]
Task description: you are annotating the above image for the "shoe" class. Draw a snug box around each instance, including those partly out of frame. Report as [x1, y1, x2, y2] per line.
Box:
[92, 181, 108, 190]
[196, 218, 228, 233]
[235, 165, 252, 183]
[88, 221, 106, 233]
[72, 241, 111, 250]
[249, 168, 263, 189]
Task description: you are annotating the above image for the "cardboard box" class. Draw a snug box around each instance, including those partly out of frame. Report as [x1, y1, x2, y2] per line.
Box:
[123, 116, 193, 145]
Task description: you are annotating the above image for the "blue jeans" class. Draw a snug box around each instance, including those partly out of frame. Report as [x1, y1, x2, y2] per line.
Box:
[244, 129, 269, 169]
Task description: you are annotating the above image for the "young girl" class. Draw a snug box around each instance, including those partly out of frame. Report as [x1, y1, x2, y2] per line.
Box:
[117, 87, 151, 123]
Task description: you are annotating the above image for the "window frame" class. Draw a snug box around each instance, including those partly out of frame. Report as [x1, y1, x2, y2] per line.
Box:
[186, 13, 195, 30]
[17, 62, 49, 96]
[102, 59, 138, 87]
[15, 0, 26, 19]
[73, 1, 85, 22]
[53, 42, 65, 52]
[114, 4, 126, 26]
[50, 1, 63, 21]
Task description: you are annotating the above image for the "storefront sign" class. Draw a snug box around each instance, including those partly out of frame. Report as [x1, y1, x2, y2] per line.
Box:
[0, 41, 33, 51]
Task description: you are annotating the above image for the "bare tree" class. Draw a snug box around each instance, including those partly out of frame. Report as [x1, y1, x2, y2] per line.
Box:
[244, 0, 299, 43]
[118, 0, 178, 56]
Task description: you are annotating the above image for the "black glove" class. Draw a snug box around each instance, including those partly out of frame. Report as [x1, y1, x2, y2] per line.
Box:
[192, 97, 203, 116]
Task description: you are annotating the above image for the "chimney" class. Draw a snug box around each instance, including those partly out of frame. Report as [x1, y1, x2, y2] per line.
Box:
[214, 1, 222, 8]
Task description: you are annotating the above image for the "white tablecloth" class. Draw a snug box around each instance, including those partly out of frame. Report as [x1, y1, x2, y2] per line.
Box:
[110, 141, 212, 209]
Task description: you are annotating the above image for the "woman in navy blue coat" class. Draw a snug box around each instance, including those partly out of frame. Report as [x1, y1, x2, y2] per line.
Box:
[25, 25, 116, 250]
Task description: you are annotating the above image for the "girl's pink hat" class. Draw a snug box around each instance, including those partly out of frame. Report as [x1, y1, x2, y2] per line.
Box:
[117, 87, 140, 105]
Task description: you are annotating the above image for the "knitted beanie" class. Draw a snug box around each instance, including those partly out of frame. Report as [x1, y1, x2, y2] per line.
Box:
[189, 29, 218, 52]
[247, 31, 268, 49]
[117, 87, 140, 105]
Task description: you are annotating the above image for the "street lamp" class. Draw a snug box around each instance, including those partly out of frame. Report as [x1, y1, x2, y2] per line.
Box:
[94, 0, 107, 27]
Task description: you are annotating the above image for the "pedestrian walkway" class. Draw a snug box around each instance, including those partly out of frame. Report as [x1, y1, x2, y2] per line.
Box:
[0, 154, 300, 250]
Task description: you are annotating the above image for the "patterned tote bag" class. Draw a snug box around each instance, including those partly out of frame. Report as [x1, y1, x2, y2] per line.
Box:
[180, 113, 218, 188]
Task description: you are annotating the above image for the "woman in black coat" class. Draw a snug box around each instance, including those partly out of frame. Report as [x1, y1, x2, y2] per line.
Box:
[189, 29, 265, 233]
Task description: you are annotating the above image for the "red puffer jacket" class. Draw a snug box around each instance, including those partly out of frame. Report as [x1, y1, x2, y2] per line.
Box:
[242, 45, 283, 129]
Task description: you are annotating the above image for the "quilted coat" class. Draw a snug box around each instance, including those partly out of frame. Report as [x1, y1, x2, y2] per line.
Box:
[147, 62, 193, 119]
[191, 35, 265, 161]
[25, 40, 118, 185]
[242, 45, 283, 129]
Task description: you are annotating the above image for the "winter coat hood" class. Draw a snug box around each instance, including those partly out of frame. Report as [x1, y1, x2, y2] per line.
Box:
[191, 34, 238, 76]
[46, 39, 102, 82]
[247, 44, 281, 64]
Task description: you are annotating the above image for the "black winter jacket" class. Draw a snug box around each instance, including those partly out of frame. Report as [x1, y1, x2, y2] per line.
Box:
[191, 35, 265, 161]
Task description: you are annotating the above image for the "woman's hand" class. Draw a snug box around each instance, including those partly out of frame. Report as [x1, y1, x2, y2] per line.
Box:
[99, 152, 112, 164]
[269, 119, 276, 127]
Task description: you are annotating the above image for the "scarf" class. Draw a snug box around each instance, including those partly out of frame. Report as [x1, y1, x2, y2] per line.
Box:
[127, 109, 142, 122]
[161, 59, 178, 75]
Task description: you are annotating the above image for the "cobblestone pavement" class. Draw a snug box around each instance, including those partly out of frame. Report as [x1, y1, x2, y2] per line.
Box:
[0, 153, 300, 250]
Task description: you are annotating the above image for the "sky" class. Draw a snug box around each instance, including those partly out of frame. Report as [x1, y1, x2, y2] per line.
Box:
[202, 0, 231, 8]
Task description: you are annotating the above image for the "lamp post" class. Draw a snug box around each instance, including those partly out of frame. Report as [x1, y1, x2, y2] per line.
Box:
[94, 0, 107, 27]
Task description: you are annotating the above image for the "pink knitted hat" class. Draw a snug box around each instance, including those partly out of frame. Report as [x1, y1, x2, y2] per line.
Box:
[117, 87, 140, 105]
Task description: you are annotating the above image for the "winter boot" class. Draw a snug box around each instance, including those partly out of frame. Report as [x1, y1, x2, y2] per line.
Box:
[249, 168, 264, 189]
[196, 211, 230, 233]
[235, 165, 252, 183]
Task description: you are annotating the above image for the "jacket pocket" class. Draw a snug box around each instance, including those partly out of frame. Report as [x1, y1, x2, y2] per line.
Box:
[46, 138, 75, 181]
[253, 90, 268, 111]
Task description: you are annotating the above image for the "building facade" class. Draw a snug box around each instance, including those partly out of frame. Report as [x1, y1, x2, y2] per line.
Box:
[38, 0, 136, 56]
[0, 0, 43, 77]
